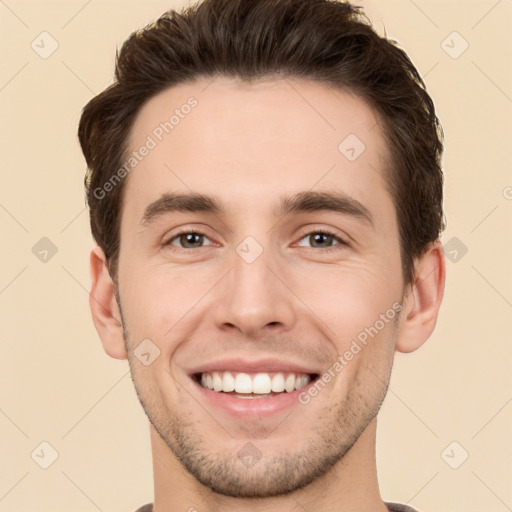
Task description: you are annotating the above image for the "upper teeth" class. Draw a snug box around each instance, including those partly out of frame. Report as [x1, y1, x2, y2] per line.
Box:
[200, 371, 311, 394]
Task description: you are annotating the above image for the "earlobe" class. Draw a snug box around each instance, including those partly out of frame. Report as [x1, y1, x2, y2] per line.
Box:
[89, 245, 127, 360]
[395, 241, 446, 354]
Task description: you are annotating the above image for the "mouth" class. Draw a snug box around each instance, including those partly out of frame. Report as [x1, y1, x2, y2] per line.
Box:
[193, 371, 319, 399]
[187, 358, 322, 417]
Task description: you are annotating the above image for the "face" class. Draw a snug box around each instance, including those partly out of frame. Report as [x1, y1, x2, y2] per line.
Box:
[116, 77, 406, 497]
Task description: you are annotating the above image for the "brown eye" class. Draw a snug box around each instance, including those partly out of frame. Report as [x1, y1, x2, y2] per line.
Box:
[165, 232, 212, 249]
[296, 231, 345, 250]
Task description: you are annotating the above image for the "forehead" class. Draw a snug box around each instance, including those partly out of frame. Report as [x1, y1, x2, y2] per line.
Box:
[124, 77, 392, 222]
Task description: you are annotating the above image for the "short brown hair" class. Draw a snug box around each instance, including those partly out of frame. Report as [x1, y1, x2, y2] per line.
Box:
[79, 0, 444, 285]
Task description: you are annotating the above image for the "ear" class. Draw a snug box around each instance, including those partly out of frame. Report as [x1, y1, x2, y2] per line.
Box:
[89, 245, 127, 360]
[395, 241, 446, 353]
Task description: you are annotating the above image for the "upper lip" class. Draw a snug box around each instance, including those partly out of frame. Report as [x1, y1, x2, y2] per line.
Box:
[188, 357, 320, 376]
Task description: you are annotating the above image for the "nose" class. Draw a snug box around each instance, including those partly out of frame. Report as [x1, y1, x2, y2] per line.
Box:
[212, 248, 296, 338]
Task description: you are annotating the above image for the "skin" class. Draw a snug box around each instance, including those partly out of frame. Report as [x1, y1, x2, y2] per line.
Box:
[89, 77, 445, 512]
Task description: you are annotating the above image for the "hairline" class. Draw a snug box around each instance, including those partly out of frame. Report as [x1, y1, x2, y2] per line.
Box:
[108, 75, 412, 284]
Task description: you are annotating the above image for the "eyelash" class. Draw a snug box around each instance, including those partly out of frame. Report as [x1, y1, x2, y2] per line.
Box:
[163, 229, 348, 253]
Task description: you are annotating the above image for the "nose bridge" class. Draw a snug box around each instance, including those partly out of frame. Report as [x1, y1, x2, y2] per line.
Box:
[213, 240, 296, 336]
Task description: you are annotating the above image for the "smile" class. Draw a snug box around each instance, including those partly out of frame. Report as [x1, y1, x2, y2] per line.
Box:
[198, 371, 316, 397]
[188, 358, 321, 416]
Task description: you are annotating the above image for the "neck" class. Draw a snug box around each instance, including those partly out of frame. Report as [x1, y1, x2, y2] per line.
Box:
[150, 418, 389, 512]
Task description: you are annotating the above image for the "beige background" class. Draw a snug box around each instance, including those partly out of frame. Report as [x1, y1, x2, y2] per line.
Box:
[1, 0, 511, 510]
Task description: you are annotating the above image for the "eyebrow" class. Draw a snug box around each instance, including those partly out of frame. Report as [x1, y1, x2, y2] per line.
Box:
[141, 190, 373, 227]
[276, 190, 373, 226]
[141, 192, 223, 225]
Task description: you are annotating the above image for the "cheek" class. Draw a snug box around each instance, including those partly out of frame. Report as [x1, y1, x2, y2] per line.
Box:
[296, 263, 402, 341]
[118, 264, 215, 350]
[290, 263, 402, 391]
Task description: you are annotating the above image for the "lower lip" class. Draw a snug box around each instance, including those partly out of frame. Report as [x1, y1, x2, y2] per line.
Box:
[191, 377, 316, 417]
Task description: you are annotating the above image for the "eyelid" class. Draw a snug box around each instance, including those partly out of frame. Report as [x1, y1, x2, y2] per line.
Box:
[293, 226, 350, 248]
[162, 225, 350, 251]
[162, 225, 218, 248]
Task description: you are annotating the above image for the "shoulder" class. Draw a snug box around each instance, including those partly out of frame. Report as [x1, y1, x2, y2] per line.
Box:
[135, 503, 418, 511]
[385, 503, 421, 512]
[134, 505, 153, 512]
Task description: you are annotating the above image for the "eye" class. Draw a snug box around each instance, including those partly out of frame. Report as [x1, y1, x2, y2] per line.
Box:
[296, 231, 346, 251]
[164, 231, 214, 249]
[163, 229, 347, 251]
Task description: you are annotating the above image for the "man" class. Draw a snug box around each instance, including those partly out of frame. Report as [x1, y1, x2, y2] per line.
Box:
[78, 0, 446, 510]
